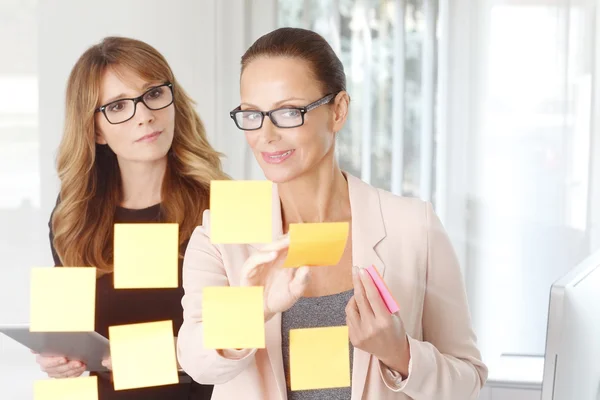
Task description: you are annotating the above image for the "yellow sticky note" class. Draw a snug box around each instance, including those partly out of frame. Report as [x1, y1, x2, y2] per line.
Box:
[109, 321, 179, 391]
[34, 376, 98, 400]
[203, 286, 265, 349]
[283, 222, 349, 267]
[30, 267, 96, 332]
[114, 223, 179, 289]
[210, 180, 272, 244]
[290, 326, 351, 391]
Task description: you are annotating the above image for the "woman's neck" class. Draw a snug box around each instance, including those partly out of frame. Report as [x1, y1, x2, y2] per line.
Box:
[117, 156, 167, 209]
[278, 157, 351, 228]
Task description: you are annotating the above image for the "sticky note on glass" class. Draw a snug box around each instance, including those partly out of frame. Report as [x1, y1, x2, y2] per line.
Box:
[283, 222, 349, 267]
[203, 286, 265, 349]
[30, 267, 96, 332]
[365, 265, 400, 314]
[109, 321, 178, 391]
[114, 223, 179, 289]
[209, 180, 272, 244]
[290, 326, 351, 391]
[34, 376, 98, 400]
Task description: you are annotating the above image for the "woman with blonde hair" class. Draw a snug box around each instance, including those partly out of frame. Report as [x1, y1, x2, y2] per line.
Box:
[34, 36, 224, 399]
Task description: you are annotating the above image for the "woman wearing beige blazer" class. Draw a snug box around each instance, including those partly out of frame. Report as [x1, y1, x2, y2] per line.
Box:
[177, 27, 488, 400]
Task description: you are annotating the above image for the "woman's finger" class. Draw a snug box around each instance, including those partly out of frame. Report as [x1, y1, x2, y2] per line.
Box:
[102, 357, 112, 370]
[358, 268, 389, 316]
[37, 355, 66, 369]
[345, 297, 361, 344]
[44, 360, 83, 375]
[62, 366, 86, 378]
[241, 250, 279, 280]
[352, 267, 374, 319]
[272, 247, 290, 266]
[345, 296, 360, 324]
[259, 236, 290, 253]
[288, 266, 311, 299]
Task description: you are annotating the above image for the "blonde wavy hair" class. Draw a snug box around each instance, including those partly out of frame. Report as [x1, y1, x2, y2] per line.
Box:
[51, 36, 228, 274]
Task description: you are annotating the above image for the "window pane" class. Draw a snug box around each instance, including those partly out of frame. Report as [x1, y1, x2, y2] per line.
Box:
[469, 1, 596, 358]
[277, 0, 437, 195]
[404, 0, 425, 197]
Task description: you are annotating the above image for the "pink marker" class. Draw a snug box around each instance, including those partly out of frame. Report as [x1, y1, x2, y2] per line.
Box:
[365, 265, 400, 314]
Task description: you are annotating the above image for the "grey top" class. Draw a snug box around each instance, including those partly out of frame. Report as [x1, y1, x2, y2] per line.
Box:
[281, 289, 354, 400]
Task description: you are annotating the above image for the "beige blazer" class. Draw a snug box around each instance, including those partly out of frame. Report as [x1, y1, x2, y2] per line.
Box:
[177, 173, 488, 399]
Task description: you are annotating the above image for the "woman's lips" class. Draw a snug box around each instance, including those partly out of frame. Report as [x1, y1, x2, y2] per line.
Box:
[136, 130, 162, 143]
[261, 149, 295, 164]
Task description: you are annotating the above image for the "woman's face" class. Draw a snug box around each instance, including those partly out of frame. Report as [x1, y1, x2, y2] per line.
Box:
[239, 56, 347, 184]
[95, 66, 175, 165]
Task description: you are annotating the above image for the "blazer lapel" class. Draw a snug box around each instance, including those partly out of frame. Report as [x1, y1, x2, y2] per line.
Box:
[265, 312, 287, 400]
[346, 174, 387, 400]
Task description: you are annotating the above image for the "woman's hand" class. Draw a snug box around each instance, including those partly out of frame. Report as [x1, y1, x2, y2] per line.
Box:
[345, 266, 411, 377]
[32, 351, 86, 378]
[240, 236, 311, 322]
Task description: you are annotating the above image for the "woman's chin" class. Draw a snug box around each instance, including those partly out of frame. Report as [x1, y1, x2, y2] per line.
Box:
[261, 165, 301, 185]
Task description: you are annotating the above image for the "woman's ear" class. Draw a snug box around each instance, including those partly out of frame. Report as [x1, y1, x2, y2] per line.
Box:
[332, 91, 350, 133]
[95, 131, 107, 145]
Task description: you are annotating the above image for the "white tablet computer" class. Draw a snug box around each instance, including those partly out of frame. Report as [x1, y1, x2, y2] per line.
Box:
[0, 324, 110, 372]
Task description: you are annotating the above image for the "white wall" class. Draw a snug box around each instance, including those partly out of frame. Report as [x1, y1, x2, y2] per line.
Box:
[590, 1, 600, 251]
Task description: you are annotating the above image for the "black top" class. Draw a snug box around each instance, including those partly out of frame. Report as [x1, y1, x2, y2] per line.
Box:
[49, 203, 213, 400]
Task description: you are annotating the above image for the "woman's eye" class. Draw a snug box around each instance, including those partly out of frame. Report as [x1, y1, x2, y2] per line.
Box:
[244, 112, 261, 120]
[282, 109, 300, 118]
[108, 101, 126, 112]
[147, 88, 163, 99]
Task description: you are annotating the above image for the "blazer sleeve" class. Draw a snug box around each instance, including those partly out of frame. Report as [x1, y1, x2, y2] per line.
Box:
[391, 202, 488, 399]
[177, 210, 258, 384]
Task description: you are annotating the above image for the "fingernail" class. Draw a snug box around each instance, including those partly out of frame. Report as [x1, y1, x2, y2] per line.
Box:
[74, 362, 81, 367]
[352, 266, 358, 276]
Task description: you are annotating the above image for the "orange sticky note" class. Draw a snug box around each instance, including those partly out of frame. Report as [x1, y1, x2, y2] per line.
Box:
[114, 223, 179, 289]
[109, 321, 179, 391]
[290, 326, 351, 391]
[283, 222, 349, 267]
[203, 286, 265, 349]
[30, 267, 96, 332]
[34, 376, 98, 400]
[209, 180, 272, 244]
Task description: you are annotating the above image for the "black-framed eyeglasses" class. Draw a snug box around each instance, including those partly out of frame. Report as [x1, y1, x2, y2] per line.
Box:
[95, 82, 174, 125]
[229, 93, 336, 131]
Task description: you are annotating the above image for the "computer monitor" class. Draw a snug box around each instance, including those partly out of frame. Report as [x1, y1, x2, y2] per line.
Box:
[541, 249, 600, 400]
